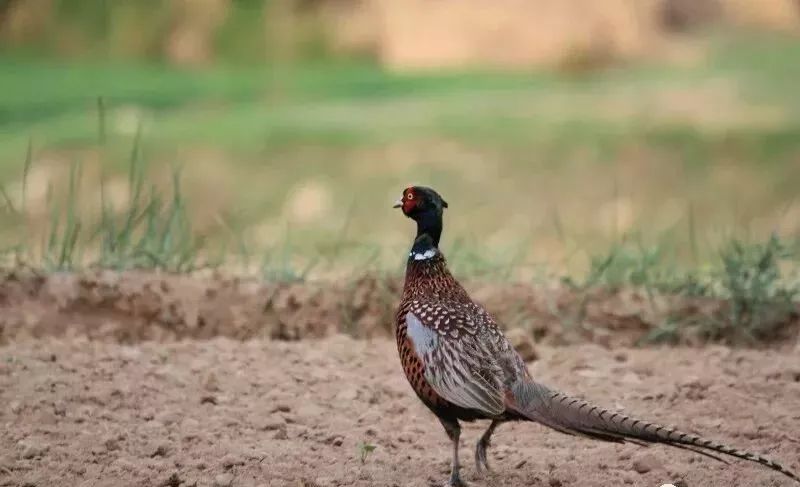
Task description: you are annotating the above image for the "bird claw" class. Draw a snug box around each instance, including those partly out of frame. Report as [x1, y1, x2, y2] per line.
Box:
[475, 442, 491, 475]
[446, 476, 467, 487]
[446, 469, 468, 487]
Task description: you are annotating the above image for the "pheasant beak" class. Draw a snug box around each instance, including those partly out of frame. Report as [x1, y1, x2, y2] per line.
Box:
[393, 199, 403, 209]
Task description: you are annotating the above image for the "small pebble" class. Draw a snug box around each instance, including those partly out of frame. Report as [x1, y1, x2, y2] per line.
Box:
[204, 372, 221, 392]
[103, 436, 120, 451]
[20, 442, 48, 459]
[272, 404, 291, 413]
[53, 402, 67, 416]
[259, 418, 284, 431]
[335, 387, 359, 402]
[150, 443, 170, 458]
[273, 426, 288, 440]
[632, 453, 663, 474]
[162, 472, 181, 487]
[214, 473, 234, 487]
[221, 454, 243, 469]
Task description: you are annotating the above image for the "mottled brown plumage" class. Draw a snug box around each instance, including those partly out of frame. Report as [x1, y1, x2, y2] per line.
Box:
[393, 186, 799, 487]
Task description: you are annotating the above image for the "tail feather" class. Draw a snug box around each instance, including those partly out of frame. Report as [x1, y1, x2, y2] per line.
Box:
[510, 381, 799, 483]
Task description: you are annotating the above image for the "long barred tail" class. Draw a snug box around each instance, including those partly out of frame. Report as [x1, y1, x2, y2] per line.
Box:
[510, 381, 799, 483]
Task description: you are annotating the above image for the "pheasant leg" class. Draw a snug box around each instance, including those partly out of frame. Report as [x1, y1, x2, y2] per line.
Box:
[440, 418, 466, 487]
[475, 419, 501, 473]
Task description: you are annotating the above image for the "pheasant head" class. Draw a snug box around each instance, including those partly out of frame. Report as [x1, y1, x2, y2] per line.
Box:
[393, 186, 449, 251]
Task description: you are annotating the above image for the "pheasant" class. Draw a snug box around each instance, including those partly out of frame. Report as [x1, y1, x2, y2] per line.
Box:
[392, 185, 799, 486]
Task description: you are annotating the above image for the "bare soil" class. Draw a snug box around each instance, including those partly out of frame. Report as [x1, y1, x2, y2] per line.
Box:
[2, 335, 799, 487]
[1, 270, 798, 486]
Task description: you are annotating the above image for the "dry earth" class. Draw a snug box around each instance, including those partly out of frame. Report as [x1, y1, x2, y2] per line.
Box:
[2, 270, 797, 348]
[2, 335, 799, 487]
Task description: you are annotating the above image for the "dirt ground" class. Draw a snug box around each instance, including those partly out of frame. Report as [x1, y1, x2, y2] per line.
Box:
[2, 334, 799, 487]
[2, 270, 798, 348]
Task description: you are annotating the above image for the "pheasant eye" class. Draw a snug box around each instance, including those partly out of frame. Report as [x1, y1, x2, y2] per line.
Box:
[407, 193, 414, 200]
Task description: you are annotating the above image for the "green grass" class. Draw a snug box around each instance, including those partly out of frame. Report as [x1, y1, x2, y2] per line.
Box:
[2, 31, 800, 154]
[1, 30, 800, 281]
[1, 145, 208, 273]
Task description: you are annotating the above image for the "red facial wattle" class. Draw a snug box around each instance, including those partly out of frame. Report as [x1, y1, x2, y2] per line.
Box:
[394, 187, 418, 214]
[403, 195, 418, 214]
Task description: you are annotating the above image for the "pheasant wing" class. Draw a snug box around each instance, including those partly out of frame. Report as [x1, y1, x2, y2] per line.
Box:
[405, 310, 506, 416]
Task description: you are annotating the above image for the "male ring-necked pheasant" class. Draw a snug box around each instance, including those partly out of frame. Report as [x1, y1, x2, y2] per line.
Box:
[393, 186, 799, 486]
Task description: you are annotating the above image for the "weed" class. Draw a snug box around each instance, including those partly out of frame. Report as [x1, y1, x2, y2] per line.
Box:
[357, 441, 376, 464]
[715, 234, 799, 342]
[559, 235, 799, 345]
[3, 136, 212, 272]
[638, 317, 681, 345]
[97, 165, 204, 272]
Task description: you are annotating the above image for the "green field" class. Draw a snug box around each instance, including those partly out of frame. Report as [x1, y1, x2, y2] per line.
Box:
[1, 31, 799, 285]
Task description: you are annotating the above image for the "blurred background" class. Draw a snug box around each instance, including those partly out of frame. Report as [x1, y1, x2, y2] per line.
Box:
[1, 0, 800, 281]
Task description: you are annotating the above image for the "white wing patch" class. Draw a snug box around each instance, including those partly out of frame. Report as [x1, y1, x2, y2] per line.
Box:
[405, 312, 439, 357]
[406, 310, 506, 416]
